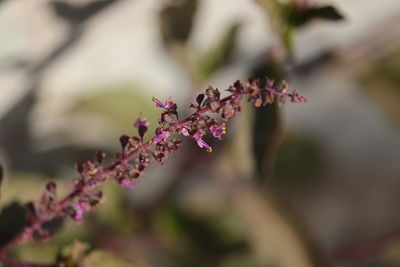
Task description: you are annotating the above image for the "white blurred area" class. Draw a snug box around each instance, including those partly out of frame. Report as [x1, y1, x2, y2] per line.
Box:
[0, 0, 399, 139]
[1, 0, 400, 253]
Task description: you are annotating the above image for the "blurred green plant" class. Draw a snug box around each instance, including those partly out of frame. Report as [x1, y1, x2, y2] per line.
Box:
[70, 83, 157, 137]
[273, 135, 323, 191]
[195, 23, 240, 82]
[0, 203, 28, 249]
[257, 0, 344, 55]
[160, 0, 198, 47]
[359, 47, 400, 124]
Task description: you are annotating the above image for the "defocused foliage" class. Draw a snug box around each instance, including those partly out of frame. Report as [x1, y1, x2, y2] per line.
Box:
[359, 47, 400, 124]
[274, 135, 323, 191]
[69, 83, 157, 137]
[0, 202, 27, 248]
[160, 0, 198, 46]
[2, 0, 400, 266]
[195, 23, 240, 81]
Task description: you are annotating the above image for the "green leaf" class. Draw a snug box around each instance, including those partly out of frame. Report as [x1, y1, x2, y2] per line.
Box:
[58, 240, 90, 267]
[286, 5, 344, 27]
[274, 135, 323, 191]
[69, 85, 157, 137]
[41, 217, 64, 237]
[0, 202, 28, 248]
[82, 250, 141, 267]
[311, 6, 344, 21]
[196, 23, 240, 81]
[160, 0, 198, 46]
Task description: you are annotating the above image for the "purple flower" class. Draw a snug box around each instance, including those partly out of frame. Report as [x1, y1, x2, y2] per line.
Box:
[120, 179, 136, 189]
[193, 133, 212, 152]
[133, 117, 149, 128]
[152, 130, 170, 144]
[181, 127, 190, 136]
[209, 124, 226, 139]
[152, 96, 175, 109]
[278, 95, 286, 106]
[72, 202, 85, 223]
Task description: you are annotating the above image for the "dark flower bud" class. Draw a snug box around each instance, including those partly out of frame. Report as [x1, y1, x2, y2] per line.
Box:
[75, 161, 85, 174]
[46, 182, 57, 194]
[95, 150, 106, 164]
[137, 165, 145, 172]
[196, 93, 205, 106]
[155, 127, 162, 135]
[233, 80, 243, 92]
[215, 88, 221, 99]
[26, 201, 37, 217]
[138, 125, 148, 138]
[119, 135, 130, 149]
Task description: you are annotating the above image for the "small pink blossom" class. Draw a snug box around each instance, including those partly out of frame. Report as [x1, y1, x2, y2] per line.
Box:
[152, 96, 175, 109]
[120, 179, 136, 190]
[72, 202, 85, 224]
[209, 124, 226, 139]
[193, 133, 212, 152]
[152, 130, 170, 144]
[133, 117, 149, 128]
[181, 127, 190, 136]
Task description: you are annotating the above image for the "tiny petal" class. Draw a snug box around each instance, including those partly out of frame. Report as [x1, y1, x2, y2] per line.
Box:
[209, 124, 226, 139]
[72, 203, 84, 223]
[152, 97, 175, 109]
[152, 97, 165, 108]
[193, 133, 212, 151]
[164, 96, 174, 109]
[181, 127, 190, 136]
[153, 130, 170, 144]
[134, 117, 149, 128]
[120, 179, 136, 189]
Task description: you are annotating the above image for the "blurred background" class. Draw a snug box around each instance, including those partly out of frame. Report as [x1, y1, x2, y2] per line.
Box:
[0, 0, 400, 266]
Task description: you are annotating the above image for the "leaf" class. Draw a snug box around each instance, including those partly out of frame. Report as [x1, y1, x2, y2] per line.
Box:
[82, 250, 141, 267]
[197, 23, 240, 81]
[58, 240, 90, 267]
[160, 0, 198, 46]
[286, 5, 344, 27]
[41, 217, 64, 237]
[69, 85, 157, 137]
[0, 202, 28, 248]
[311, 6, 344, 21]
